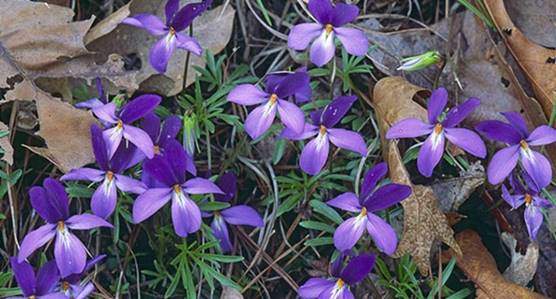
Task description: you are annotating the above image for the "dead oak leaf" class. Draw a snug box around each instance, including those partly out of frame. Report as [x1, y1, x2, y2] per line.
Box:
[386, 144, 462, 275]
[443, 230, 547, 299]
[371, 76, 461, 275]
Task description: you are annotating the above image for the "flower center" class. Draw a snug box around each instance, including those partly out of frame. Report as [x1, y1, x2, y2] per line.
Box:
[359, 207, 367, 217]
[106, 171, 114, 181]
[520, 140, 529, 149]
[116, 120, 123, 129]
[434, 123, 443, 134]
[336, 278, 345, 288]
[173, 184, 182, 194]
[153, 145, 161, 155]
[169, 26, 176, 36]
[269, 93, 278, 104]
[325, 24, 334, 34]
[57, 221, 65, 231]
[525, 194, 533, 205]
[319, 125, 327, 135]
[29, 296, 37, 299]
[62, 281, 71, 291]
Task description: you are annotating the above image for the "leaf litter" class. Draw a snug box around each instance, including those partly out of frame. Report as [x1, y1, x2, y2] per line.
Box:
[371, 76, 461, 275]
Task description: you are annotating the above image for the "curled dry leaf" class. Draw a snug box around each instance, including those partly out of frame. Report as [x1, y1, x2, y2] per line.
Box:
[484, 0, 556, 118]
[86, 0, 235, 96]
[501, 232, 539, 286]
[431, 161, 485, 212]
[0, 121, 14, 165]
[442, 230, 547, 299]
[371, 76, 461, 275]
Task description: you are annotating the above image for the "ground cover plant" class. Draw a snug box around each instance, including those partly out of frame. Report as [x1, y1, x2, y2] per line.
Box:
[1, 0, 556, 298]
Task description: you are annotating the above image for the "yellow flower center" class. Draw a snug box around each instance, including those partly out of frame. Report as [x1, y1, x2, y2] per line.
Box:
[57, 221, 65, 231]
[269, 93, 278, 104]
[106, 170, 114, 181]
[325, 24, 334, 34]
[525, 194, 533, 205]
[434, 123, 443, 134]
[520, 140, 529, 149]
[336, 278, 345, 288]
[169, 26, 176, 36]
[62, 281, 71, 291]
[153, 145, 161, 155]
[319, 125, 327, 135]
[29, 296, 37, 299]
[360, 207, 367, 217]
[173, 184, 182, 193]
[116, 120, 123, 129]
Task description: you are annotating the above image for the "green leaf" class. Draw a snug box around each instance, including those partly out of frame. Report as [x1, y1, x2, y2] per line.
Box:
[299, 220, 335, 233]
[65, 184, 94, 198]
[198, 201, 231, 211]
[272, 138, 287, 165]
[164, 270, 181, 298]
[277, 194, 301, 217]
[427, 257, 457, 299]
[446, 288, 473, 299]
[182, 261, 197, 299]
[310, 200, 343, 224]
[304, 237, 333, 247]
[203, 254, 244, 263]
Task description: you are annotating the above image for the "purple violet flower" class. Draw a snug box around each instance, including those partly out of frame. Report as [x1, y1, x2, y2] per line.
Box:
[132, 140, 223, 237]
[327, 163, 411, 254]
[18, 178, 113, 278]
[59, 255, 105, 299]
[264, 67, 312, 103]
[298, 253, 375, 299]
[75, 78, 107, 110]
[140, 113, 196, 177]
[281, 95, 367, 175]
[386, 88, 486, 177]
[502, 172, 553, 240]
[288, 0, 368, 67]
[62, 125, 146, 219]
[93, 94, 161, 159]
[205, 172, 264, 252]
[227, 71, 308, 139]
[475, 111, 556, 188]
[8, 258, 63, 299]
[122, 0, 212, 73]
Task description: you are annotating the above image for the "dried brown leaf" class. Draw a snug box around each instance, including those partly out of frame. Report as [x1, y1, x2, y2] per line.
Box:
[362, 12, 543, 126]
[504, 0, 556, 49]
[86, 0, 235, 96]
[0, 0, 120, 171]
[0, 0, 94, 70]
[371, 77, 461, 275]
[431, 161, 484, 212]
[443, 230, 547, 299]
[0, 121, 13, 165]
[484, 0, 556, 118]
[501, 232, 539, 286]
